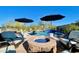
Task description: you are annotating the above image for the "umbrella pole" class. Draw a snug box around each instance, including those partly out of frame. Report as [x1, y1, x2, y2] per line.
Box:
[49, 21, 52, 29]
[21, 23, 25, 34]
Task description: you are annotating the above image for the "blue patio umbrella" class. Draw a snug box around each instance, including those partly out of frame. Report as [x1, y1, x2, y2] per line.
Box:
[40, 14, 65, 29]
[15, 18, 33, 23]
[40, 14, 65, 21]
[15, 18, 34, 33]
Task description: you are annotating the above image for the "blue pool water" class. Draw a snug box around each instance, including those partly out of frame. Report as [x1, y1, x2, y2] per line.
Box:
[34, 39, 49, 43]
[29, 31, 49, 36]
[29, 30, 64, 36]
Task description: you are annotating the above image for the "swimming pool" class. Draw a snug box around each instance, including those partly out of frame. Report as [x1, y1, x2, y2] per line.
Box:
[29, 31, 49, 36]
[29, 30, 64, 37]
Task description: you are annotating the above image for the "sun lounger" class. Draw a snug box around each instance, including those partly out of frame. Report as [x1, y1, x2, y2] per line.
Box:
[60, 31, 79, 52]
[1, 31, 23, 45]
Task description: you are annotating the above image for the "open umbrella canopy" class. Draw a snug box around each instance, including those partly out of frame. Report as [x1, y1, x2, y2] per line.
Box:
[15, 18, 33, 23]
[40, 14, 65, 21]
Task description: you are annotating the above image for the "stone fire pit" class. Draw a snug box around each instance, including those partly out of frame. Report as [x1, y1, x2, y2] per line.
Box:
[27, 36, 57, 53]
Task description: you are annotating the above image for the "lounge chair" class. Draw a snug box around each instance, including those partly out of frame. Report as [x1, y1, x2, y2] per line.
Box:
[1, 31, 23, 45]
[60, 30, 79, 52]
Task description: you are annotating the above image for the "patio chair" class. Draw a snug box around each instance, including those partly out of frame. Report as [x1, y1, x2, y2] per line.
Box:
[0, 32, 17, 53]
[1, 31, 23, 45]
[60, 30, 79, 52]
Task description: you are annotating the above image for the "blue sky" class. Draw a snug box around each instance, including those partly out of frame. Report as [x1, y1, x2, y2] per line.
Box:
[0, 6, 79, 26]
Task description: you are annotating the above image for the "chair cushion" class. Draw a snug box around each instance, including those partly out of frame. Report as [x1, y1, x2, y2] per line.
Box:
[1, 31, 17, 39]
[69, 31, 79, 39]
